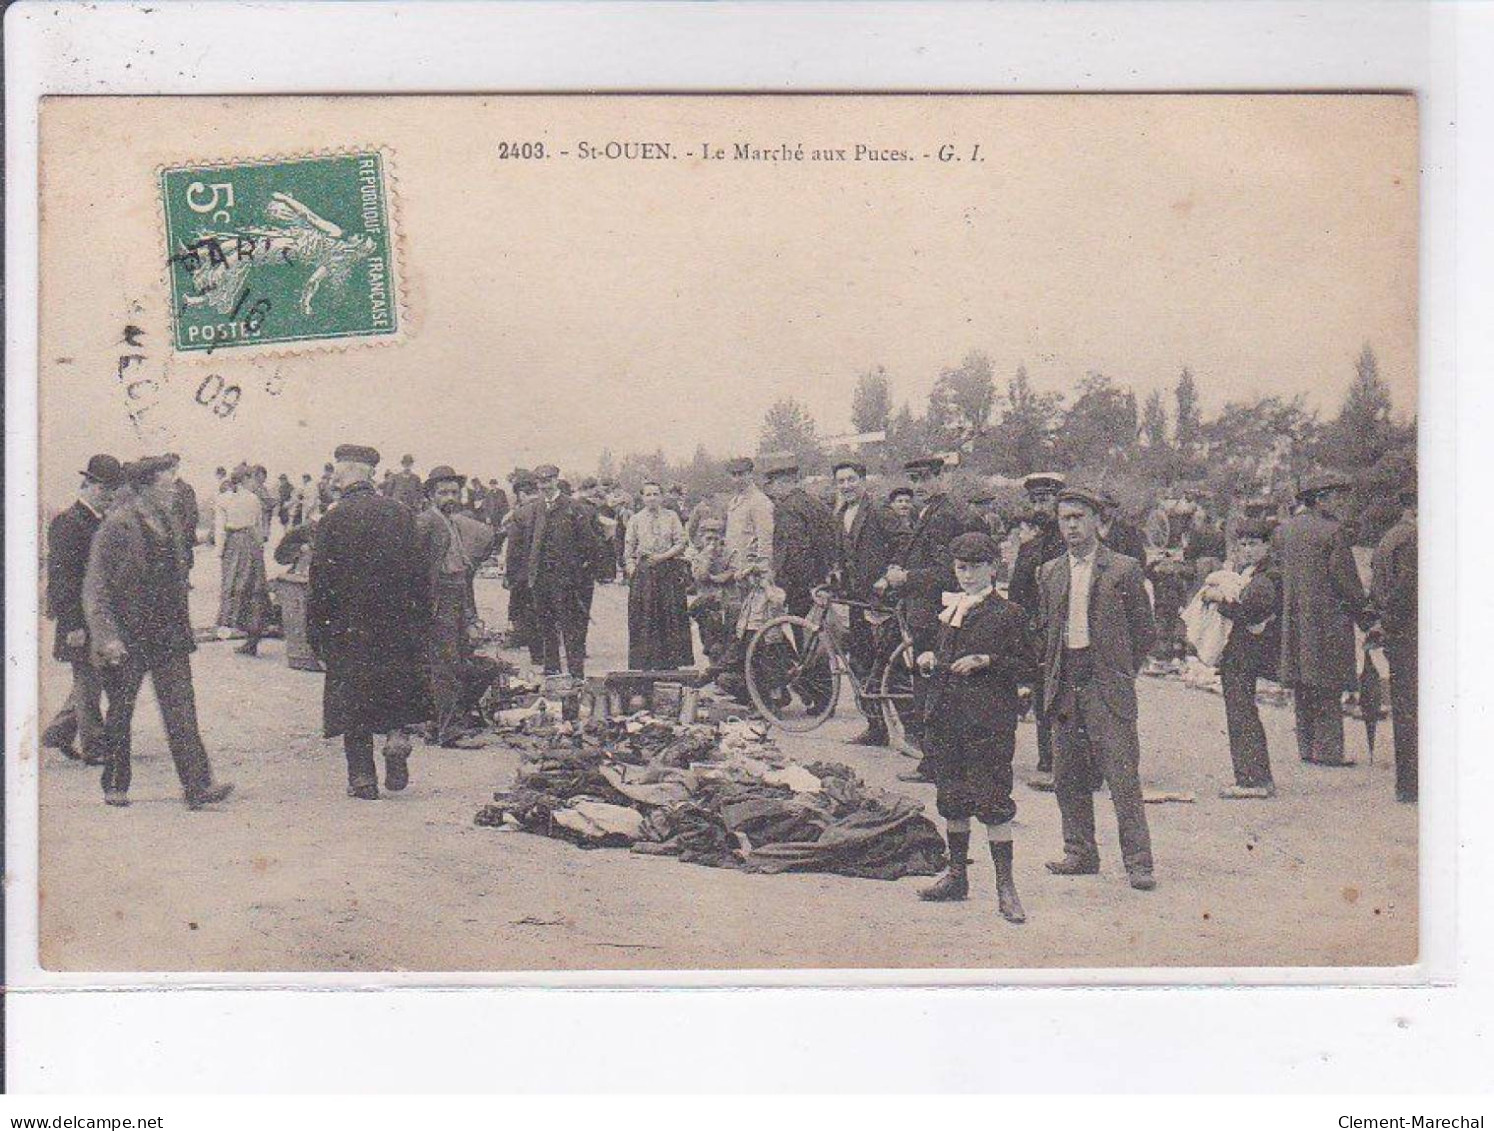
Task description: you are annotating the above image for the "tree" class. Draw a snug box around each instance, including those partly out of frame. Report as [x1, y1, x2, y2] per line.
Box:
[1174, 366, 1202, 455]
[850, 365, 893, 435]
[759, 397, 825, 471]
[1320, 343, 1395, 468]
[987, 364, 1063, 476]
[596, 448, 617, 483]
[1053, 373, 1139, 470]
[1141, 389, 1169, 451]
[927, 351, 997, 447]
[1200, 394, 1320, 500]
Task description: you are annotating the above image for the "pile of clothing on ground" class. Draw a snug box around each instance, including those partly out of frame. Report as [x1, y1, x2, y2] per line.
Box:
[475, 714, 946, 880]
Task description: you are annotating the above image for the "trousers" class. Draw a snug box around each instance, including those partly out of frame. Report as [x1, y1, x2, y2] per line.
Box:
[1386, 627, 1417, 800]
[1292, 684, 1346, 764]
[42, 661, 107, 758]
[1221, 660, 1273, 787]
[846, 607, 885, 733]
[428, 576, 469, 743]
[1032, 669, 1054, 772]
[98, 652, 213, 797]
[1052, 647, 1154, 873]
[532, 581, 588, 677]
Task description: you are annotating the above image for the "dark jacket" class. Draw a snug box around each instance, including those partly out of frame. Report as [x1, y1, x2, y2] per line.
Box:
[307, 482, 429, 737]
[772, 487, 837, 599]
[389, 470, 424, 512]
[897, 492, 987, 634]
[1037, 544, 1156, 720]
[925, 592, 1037, 728]
[1370, 516, 1417, 638]
[1007, 521, 1064, 620]
[1216, 562, 1281, 679]
[83, 494, 195, 666]
[834, 495, 895, 601]
[1274, 510, 1371, 690]
[570, 497, 615, 584]
[506, 494, 600, 593]
[47, 500, 105, 663]
[171, 479, 200, 568]
[1103, 517, 1149, 567]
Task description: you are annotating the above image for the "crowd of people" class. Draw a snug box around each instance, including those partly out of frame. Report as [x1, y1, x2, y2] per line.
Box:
[42, 439, 1418, 924]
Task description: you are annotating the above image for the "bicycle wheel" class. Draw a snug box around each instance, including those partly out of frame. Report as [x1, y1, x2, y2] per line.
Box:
[745, 615, 840, 732]
[879, 640, 925, 758]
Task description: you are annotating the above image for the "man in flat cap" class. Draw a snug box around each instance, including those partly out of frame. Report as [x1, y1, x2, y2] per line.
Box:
[308, 445, 428, 800]
[84, 456, 233, 809]
[761, 454, 836, 620]
[502, 471, 543, 664]
[42, 454, 123, 765]
[415, 466, 496, 747]
[830, 459, 895, 740]
[882, 454, 985, 774]
[505, 464, 599, 681]
[716, 456, 775, 692]
[1275, 472, 1372, 767]
[1008, 472, 1067, 789]
[1036, 485, 1157, 889]
[1371, 480, 1417, 802]
[389, 453, 424, 512]
[915, 531, 1036, 921]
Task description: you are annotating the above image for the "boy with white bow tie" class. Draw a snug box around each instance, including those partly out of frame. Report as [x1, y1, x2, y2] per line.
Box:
[915, 532, 1037, 921]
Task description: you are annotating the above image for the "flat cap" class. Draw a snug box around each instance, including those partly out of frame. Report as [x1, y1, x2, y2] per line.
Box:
[81, 454, 124, 488]
[904, 455, 946, 474]
[1056, 486, 1108, 514]
[122, 454, 175, 486]
[949, 531, 1000, 563]
[887, 486, 914, 502]
[1022, 472, 1066, 493]
[832, 459, 868, 477]
[532, 464, 561, 481]
[725, 456, 755, 474]
[424, 465, 465, 490]
[335, 444, 382, 466]
[1296, 471, 1353, 501]
[759, 451, 800, 479]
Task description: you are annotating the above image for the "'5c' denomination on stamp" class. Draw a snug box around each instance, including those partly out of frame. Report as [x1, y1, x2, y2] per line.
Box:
[162, 150, 401, 353]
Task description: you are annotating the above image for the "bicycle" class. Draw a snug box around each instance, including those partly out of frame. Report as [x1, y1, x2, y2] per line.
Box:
[742, 585, 925, 756]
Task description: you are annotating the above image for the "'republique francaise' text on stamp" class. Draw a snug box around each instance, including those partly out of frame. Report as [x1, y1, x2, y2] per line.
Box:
[162, 150, 400, 353]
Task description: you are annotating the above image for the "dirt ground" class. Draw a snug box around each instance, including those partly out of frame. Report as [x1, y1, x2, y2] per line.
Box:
[35, 552, 1417, 973]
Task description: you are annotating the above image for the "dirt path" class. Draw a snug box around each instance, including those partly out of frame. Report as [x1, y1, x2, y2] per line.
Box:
[36, 559, 1417, 973]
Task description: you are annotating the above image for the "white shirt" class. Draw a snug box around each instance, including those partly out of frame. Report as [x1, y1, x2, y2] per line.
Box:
[1066, 548, 1097, 648]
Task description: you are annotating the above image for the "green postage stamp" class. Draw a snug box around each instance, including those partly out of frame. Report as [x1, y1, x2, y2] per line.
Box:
[162, 151, 401, 352]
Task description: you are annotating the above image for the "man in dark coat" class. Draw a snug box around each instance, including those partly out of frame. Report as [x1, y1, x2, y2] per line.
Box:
[503, 472, 542, 664]
[1371, 484, 1417, 802]
[42, 454, 122, 764]
[761, 455, 836, 617]
[506, 463, 598, 678]
[83, 456, 233, 809]
[1275, 473, 1372, 767]
[1007, 473, 1067, 788]
[388, 454, 425, 512]
[308, 445, 429, 800]
[1208, 519, 1282, 798]
[916, 532, 1037, 921]
[831, 459, 895, 745]
[882, 455, 986, 778]
[164, 454, 199, 570]
[1037, 486, 1157, 890]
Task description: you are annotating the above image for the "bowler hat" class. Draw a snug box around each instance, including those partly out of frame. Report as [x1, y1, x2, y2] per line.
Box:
[334, 444, 382, 466]
[759, 452, 799, 479]
[81, 454, 124, 488]
[425, 465, 465, 491]
[949, 531, 999, 563]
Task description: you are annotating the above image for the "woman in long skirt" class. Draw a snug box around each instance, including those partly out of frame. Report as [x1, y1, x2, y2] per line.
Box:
[624, 481, 694, 670]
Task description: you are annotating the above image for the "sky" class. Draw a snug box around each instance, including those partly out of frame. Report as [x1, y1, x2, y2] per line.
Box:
[38, 94, 1418, 498]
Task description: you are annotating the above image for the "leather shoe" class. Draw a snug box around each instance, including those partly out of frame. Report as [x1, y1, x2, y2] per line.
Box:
[1026, 771, 1056, 792]
[849, 727, 889, 747]
[1128, 871, 1157, 891]
[186, 781, 234, 810]
[384, 741, 411, 792]
[918, 871, 969, 902]
[346, 781, 380, 801]
[1045, 855, 1100, 876]
[103, 791, 130, 808]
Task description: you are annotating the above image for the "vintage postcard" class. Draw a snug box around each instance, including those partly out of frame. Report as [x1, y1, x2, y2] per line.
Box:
[33, 93, 1418, 974]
